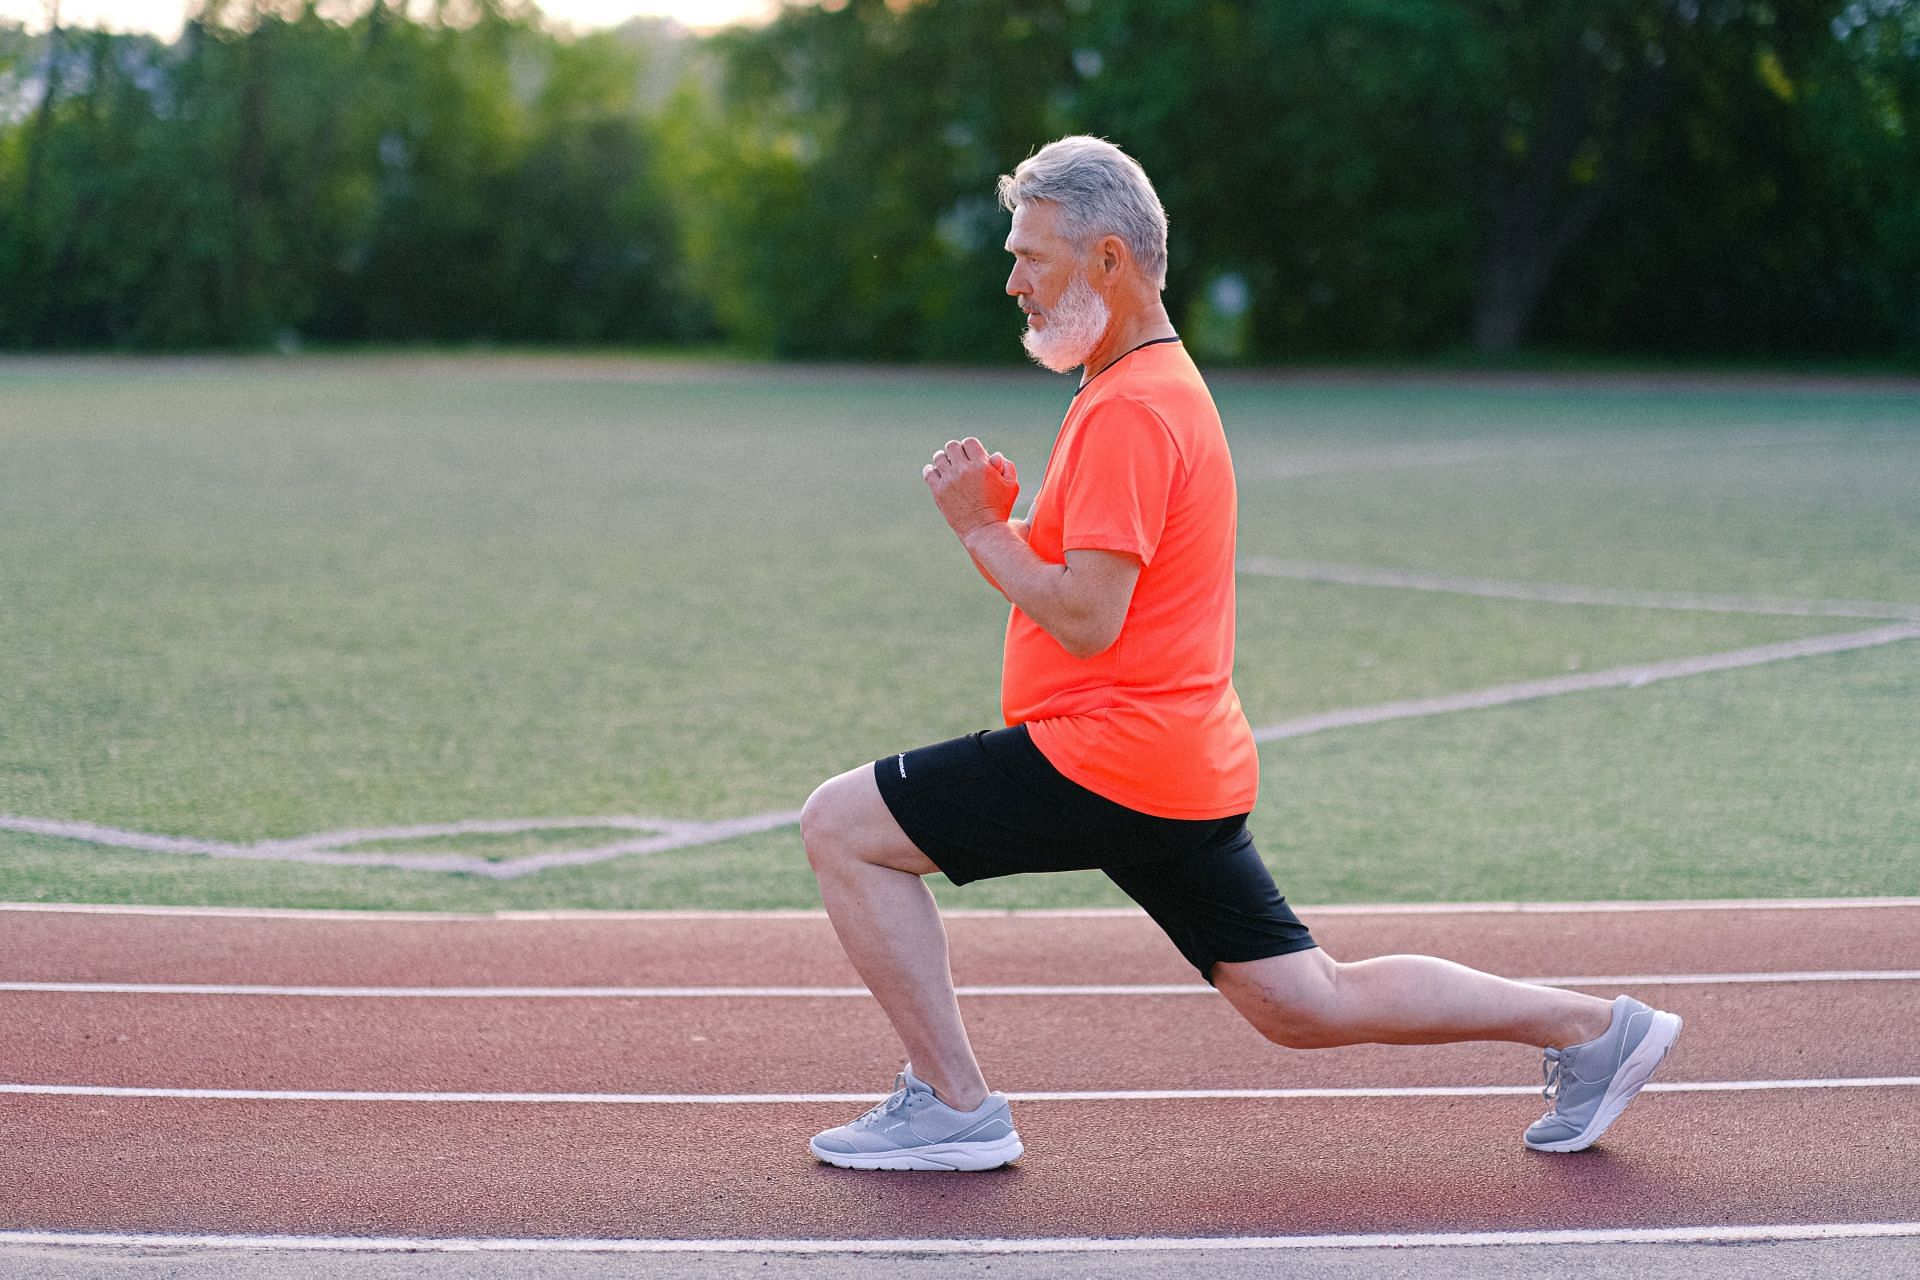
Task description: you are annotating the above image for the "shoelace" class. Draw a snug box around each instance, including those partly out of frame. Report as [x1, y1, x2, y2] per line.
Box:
[1539, 1047, 1564, 1102]
[856, 1071, 916, 1124]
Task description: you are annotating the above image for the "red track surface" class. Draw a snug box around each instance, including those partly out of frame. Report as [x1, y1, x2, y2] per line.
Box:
[3, 903, 1917, 1243]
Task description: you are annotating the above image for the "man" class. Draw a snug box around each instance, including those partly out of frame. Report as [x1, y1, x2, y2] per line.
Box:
[799, 136, 1681, 1171]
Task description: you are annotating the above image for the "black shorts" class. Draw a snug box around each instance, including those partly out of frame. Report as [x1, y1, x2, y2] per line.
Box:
[872, 725, 1318, 982]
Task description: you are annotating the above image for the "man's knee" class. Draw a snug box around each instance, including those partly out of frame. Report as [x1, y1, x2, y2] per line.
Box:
[800, 775, 852, 872]
[1215, 951, 1343, 1050]
[1240, 999, 1340, 1050]
[800, 766, 933, 878]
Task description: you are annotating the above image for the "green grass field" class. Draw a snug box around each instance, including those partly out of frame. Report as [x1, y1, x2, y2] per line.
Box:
[1, 357, 1914, 910]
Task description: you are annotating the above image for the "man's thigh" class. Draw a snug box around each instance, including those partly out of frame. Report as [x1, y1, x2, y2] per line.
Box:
[869, 727, 1132, 884]
[1102, 824, 1319, 981]
[804, 764, 941, 876]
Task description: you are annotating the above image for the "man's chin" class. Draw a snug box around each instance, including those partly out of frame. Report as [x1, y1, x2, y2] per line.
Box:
[1022, 330, 1089, 374]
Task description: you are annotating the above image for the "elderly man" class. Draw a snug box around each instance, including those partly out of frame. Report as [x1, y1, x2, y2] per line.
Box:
[799, 136, 1681, 1171]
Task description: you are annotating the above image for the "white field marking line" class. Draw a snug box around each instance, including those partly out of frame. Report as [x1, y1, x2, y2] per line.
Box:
[0, 808, 804, 881]
[1235, 427, 1894, 482]
[1252, 622, 1920, 744]
[4, 556, 1914, 878]
[4, 1222, 1920, 1256]
[1237, 557, 1920, 622]
[6, 896, 1920, 921]
[4, 1078, 1917, 1106]
[8, 971, 1916, 999]
[7, 623, 1917, 878]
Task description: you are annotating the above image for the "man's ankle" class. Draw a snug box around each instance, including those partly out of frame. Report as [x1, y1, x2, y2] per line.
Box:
[922, 1078, 990, 1112]
[1554, 999, 1617, 1051]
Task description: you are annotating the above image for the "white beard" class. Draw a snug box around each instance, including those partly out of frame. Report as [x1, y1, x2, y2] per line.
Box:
[1021, 272, 1111, 374]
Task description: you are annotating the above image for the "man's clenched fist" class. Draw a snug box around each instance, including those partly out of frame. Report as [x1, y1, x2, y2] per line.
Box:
[923, 436, 1019, 539]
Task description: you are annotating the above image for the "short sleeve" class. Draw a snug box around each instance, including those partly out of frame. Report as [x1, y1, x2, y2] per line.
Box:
[1055, 396, 1183, 566]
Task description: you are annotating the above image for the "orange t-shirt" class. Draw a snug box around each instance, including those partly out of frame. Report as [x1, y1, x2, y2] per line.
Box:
[1002, 339, 1259, 819]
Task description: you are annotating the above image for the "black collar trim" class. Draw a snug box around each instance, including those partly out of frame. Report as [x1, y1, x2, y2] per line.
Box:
[1073, 335, 1182, 398]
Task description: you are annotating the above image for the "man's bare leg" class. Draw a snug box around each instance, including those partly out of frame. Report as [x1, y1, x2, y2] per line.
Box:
[1214, 947, 1615, 1051]
[801, 765, 989, 1111]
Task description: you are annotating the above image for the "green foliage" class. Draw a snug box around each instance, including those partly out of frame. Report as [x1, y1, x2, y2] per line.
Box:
[0, 5, 709, 348]
[672, 0, 1920, 360]
[1535, 0, 1920, 359]
[1071, 0, 1920, 357]
[0, 0, 1917, 357]
[666, 0, 1078, 358]
[1074, 0, 1488, 354]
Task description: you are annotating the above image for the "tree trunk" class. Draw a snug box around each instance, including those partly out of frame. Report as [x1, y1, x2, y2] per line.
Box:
[1471, 26, 1668, 353]
[21, 2, 62, 233]
[1474, 238, 1551, 351]
[1472, 171, 1608, 352]
[230, 13, 270, 340]
[15, 1, 63, 343]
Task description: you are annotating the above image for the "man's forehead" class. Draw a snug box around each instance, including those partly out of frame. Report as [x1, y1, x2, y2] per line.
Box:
[1005, 200, 1066, 252]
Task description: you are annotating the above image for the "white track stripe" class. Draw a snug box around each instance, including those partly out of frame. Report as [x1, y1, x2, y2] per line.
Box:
[4, 1078, 1914, 1105]
[5, 897, 1918, 921]
[5, 1222, 1919, 1254]
[1238, 557, 1920, 621]
[5, 971, 1914, 999]
[1282, 897, 1920, 915]
[1253, 623, 1920, 743]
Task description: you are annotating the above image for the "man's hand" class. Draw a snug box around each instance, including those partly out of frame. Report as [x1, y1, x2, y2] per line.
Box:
[923, 437, 1019, 539]
[925, 436, 1137, 657]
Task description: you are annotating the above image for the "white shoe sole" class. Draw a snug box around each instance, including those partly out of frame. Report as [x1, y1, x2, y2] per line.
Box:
[1526, 1011, 1683, 1153]
[809, 1132, 1024, 1171]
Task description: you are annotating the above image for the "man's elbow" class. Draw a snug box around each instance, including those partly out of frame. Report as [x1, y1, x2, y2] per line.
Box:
[1058, 616, 1125, 661]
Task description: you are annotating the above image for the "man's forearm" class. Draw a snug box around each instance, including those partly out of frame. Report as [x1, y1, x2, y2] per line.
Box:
[960, 521, 1121, 659]
[966, 518, 1028, 593]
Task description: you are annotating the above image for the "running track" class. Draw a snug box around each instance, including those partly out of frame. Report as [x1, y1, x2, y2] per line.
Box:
[2, 901, 1917, 1251]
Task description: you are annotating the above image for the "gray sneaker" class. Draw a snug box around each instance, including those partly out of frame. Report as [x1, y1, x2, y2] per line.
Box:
[1525, 995, 1683, 1152]
[809, 1067, 1023, 1171]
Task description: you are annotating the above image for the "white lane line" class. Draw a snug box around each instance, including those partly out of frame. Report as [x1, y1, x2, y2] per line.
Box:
[4, 1077, 1914, 1105]
[5, 1222, 1919, 1254]
[1519, 970, 1920, 987]
[5, 897, 1919, 920]
[6, 971, 1914, 999]
[1252, 623, 1920, 743]
[1237, 557, 1920, 621]
[1289, 897, 1920, 915]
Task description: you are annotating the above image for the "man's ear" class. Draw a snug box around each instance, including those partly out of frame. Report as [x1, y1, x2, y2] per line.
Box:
[1094, 234, 1127, 282]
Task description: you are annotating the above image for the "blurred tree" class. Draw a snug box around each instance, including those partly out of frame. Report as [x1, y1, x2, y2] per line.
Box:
[0, 0, 706, 348]
[1824, 0, 1920, 356]
[1463, 0, 1684, 352]
[19, 2, 61, 244]
[1542, 0, 1920, 358]
[1, 0, 1914, 359]
[1466, 0, 1896, 355]
[1069, 0, 1920, 356]
[486, 33, 700, 341]
[672, 0, 1077, 359]
[1072, 0, 1486, 356]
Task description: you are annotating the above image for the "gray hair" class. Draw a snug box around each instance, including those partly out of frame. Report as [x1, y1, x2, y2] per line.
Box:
[996, 136, 1168, 291]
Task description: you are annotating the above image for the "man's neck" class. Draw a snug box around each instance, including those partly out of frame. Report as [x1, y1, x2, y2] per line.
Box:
[1079, 302, 1178, 386]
